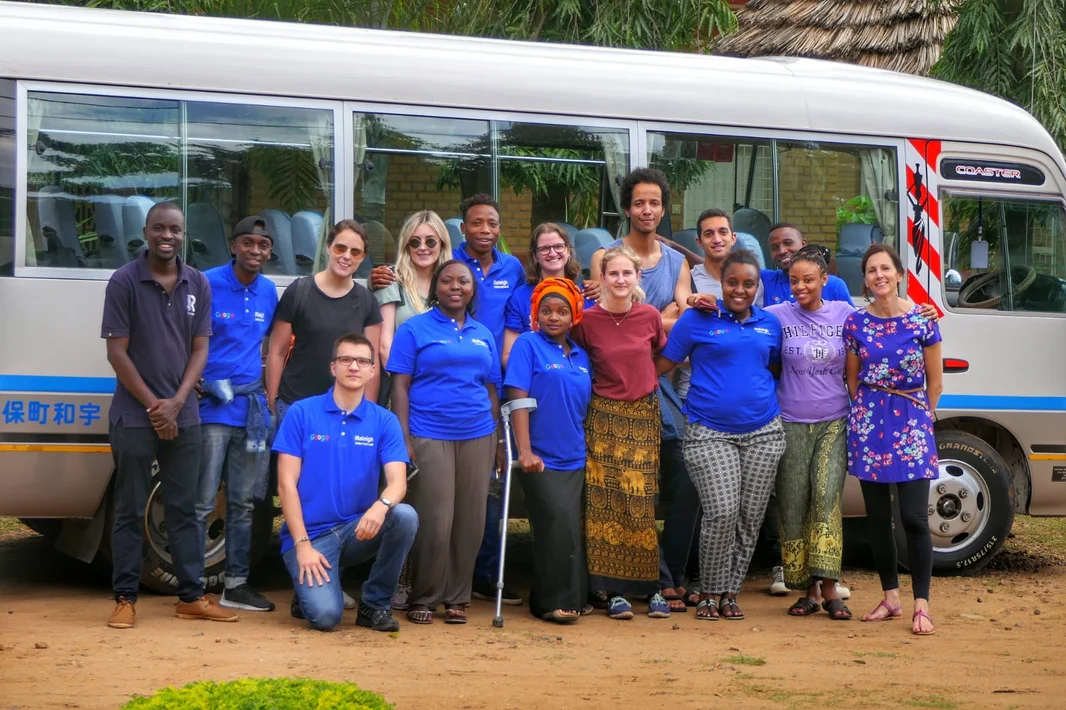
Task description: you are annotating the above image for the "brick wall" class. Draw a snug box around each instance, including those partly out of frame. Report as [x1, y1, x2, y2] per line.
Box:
[777, 148, 862, 249]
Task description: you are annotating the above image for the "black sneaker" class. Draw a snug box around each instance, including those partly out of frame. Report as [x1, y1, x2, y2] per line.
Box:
[220, 584, 276, 612]
[356, 603, 400, 632]
[290, 595, 304, 620]
[471, 579, 522, 606]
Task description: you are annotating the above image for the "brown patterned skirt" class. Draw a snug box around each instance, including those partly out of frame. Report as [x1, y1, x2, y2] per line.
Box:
[584, 392, 661, 595]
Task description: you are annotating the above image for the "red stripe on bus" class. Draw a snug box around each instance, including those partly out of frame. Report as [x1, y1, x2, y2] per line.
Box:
[906, 217, 943, 277]
[907, 277, 944, 318]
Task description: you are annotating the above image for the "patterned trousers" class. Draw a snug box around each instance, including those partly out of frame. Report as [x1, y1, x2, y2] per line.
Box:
[684, 417, 786, 595]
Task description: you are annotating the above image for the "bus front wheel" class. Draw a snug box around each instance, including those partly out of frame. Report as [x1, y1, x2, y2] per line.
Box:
[894, 429, 1015, 575]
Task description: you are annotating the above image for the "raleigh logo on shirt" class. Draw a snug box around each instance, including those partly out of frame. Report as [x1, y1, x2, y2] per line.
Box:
[352, 435, 375, 447]
[186, 295, 197, 315]
[310, 434, 330, 442]
[492, 279, 511, 289]
[754, 327, 772, 336]
[254, 311, 267, 323]
[471, 338, 490, 349]
[578, 366, 589, 374]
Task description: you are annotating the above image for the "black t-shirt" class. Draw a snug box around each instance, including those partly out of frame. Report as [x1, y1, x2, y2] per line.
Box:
[277, 276, 383, 404]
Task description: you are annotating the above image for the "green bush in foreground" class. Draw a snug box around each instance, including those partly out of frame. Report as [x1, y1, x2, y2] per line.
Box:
[121, 677, 392, 709]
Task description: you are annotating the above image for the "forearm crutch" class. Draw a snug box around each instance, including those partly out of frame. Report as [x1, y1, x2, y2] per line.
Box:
[493, 397, 537, 628]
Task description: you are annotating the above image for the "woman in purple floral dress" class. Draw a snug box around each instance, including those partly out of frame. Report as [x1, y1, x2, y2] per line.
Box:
[844, 244, 943, 636]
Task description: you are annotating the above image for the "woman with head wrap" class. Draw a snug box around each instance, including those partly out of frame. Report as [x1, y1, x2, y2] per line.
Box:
[504, 277, 593, 623]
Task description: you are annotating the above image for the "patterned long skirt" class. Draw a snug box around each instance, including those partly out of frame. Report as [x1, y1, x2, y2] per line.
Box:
[584, 393, 661, 596]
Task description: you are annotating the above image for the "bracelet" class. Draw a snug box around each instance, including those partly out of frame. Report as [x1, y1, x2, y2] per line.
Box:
[295, 536, 310, 546]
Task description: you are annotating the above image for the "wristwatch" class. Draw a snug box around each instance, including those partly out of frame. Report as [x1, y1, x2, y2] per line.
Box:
[379, 496, 393, 510]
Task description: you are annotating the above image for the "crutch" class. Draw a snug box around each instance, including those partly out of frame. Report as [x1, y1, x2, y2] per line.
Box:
[493, 397, 537, 628]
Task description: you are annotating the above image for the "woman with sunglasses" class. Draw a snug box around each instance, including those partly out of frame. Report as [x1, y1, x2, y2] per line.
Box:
[387, 260, 504, 626]
[501, 222, 596, 366]
[267, 219, 383, 425]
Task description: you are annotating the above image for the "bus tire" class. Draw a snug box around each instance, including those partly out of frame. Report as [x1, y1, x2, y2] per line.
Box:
[894, 429, 1015, 575]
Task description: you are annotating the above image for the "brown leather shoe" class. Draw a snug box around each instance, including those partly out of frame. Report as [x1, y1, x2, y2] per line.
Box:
[108, 597, 136, 629]
[175, 594, 239, 622]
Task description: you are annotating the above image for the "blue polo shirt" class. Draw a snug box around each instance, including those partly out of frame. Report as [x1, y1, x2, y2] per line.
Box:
[454, 244, 524, 354]
[761, 269, 854, 307]
[386, 307, 503, 441]
[273, 389, 408, 553]
[199, 264, 278, 427]
[504, 331, 592, 471]
[504, 281, 598, 334]
[661, 306, 783, 434]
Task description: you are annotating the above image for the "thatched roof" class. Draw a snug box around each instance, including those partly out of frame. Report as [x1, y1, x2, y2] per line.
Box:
[716, 0, 961, 76]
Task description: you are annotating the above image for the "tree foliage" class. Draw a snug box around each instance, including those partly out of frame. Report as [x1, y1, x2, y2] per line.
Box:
[934, 0, 1066, 156]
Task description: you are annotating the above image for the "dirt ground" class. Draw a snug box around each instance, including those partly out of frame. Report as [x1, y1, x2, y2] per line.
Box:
[2, 518, 1066, 710]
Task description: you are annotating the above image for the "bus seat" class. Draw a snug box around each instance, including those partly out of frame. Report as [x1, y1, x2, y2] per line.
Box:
[555, 222, 580, 242]
[187, 202, 228, 269]
[444, 217, 463, 248]
[836, 224, 885, 295]
[733, 207, 772, 264]
[121, 195, 155, 255]
[291, 210, 324, 273]
[575, 228, 613, 272]
[92, 195, 126, 266]
[734, 232, 766, 270]
[36, 185, 84, 260]
[673, 228, 704, 258]
[260, 209, 293, 275]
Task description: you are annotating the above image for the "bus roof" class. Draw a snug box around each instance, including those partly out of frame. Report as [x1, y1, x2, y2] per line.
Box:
[1, 1, 1063, 170]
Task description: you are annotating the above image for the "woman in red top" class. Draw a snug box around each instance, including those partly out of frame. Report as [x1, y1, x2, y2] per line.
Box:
[572, 245, 669, 621]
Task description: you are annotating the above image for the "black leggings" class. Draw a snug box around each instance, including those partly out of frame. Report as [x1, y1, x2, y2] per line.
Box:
[860, 479, 932, 600]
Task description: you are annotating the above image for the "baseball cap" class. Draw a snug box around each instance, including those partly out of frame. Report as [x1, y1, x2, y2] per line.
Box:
[233, 215, 273, 243]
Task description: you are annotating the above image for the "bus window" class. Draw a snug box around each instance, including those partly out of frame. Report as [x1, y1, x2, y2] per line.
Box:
[23, 91, 334, 275]
[0, 79, 14, 276]
[944, 193, 1066, 313]
[351, 111, 629, 268]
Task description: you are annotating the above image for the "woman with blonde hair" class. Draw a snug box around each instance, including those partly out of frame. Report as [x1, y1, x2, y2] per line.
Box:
[376, 210, 452, 370]
[571, 245, 669, 621]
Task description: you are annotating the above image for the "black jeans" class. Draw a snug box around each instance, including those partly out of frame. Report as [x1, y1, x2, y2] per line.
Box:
[860, 479, 933, 600]
[658, 437, 700, 589]
[110, 423, 204, 603]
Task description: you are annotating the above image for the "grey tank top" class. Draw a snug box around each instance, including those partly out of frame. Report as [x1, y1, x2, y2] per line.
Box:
[605, 239, 683, 312]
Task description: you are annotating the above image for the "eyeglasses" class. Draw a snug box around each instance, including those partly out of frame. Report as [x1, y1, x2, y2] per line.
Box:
[407, 237, 439, 250]
[331, 242, 365, 258]
[536, 244, 568, 256]
[333, 355, 374, 368]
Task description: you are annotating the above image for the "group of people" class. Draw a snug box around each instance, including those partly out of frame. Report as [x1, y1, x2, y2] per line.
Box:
[101, 167, 943, 637]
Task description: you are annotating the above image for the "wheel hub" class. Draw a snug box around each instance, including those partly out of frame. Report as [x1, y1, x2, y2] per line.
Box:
[928, 458, 990, 554]
[144, 481, 228, 568]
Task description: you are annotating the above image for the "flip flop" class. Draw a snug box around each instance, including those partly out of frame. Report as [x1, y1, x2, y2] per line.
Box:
[719, 597, 745, 620]
[661, 588, 688, 613]
[861, 599, 902, 622]
[406, 607, 433, 624]
[695, 598, 719, 621]
[788, 597, 821, 617]
[912, 609, 936, 635]
[444, 605, 467, 625]
[822, 598, 853, 621]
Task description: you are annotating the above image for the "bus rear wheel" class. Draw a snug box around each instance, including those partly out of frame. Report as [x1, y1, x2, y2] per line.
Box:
[894, 429, 1015, 574]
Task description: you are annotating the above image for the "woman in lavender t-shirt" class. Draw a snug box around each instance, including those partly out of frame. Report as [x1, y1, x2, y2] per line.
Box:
[766, 248, 936, 621]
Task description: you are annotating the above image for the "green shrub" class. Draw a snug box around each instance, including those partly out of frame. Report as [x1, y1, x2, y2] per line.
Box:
[121, 677, 392, 709]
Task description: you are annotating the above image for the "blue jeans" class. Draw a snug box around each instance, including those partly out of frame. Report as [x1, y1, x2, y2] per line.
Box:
[474, 478, 503, 583]
[110, 423, 203, 603]
[283, 504, 418, 631]
[196, 424, 261, 586]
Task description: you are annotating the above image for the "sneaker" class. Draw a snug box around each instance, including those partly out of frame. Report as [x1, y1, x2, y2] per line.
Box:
[647, 592, 671, 619]
[290, 595, 304, 620]
[175, 595, 240, 622]
[391, 585, 411, 611]
[769, 566, 789, 596]
[342, 591, 357, 610]
[356, 603, 400, 632]
[220, 584, 276, 612]
[836, 583, 851, 600]
[108, 597, 136, 629]
[471, 578, 523, 606]
[607, 596, 634, 620]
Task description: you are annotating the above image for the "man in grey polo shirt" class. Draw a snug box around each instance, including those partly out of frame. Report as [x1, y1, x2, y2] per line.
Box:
[101, 201, 237, 629]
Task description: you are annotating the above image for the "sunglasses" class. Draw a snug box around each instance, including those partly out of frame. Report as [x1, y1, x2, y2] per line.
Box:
[331, 242, 365, 258]
[407, 237, 439, 250]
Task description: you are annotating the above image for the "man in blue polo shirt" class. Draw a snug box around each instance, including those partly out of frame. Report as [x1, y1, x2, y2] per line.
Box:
[760, 223, 854, 306]
[195, 215, 279, 613]
[275, 332, 418, 632]
[102, 201, 236, 629]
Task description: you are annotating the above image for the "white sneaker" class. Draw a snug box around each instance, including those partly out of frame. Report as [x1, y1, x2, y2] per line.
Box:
[769, 566, 789, 596]
[836, 583, 851, 600]
[342, 591, 357, 610]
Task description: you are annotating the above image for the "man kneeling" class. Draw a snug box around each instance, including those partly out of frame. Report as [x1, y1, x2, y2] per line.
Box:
[275, 332, 418, 632]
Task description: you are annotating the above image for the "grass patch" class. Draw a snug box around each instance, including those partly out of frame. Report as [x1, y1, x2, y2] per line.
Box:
[987, 515, 1066, 571]
[724, 653, 766, 666]
[904, 695, 957, 710]
[853, 651, 898, 659]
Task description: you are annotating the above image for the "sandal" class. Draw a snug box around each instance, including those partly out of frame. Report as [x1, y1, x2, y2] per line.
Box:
[543, 609, 580, 624]
[822, 598, 853, 621]
[861, 599, 902, 622]
[579, 603, 594, 616]
[788, 597, 821, 617]
[912, 609, 936, 635]
[695, 598, 719, 621]
[444, 605, 467, 625]
[661, 588, 688, 613]
[406, 606, 433, 625]
[683, 589, 701, 607]
[719, 596, 745, 620]
[588, 589, 610, 609]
